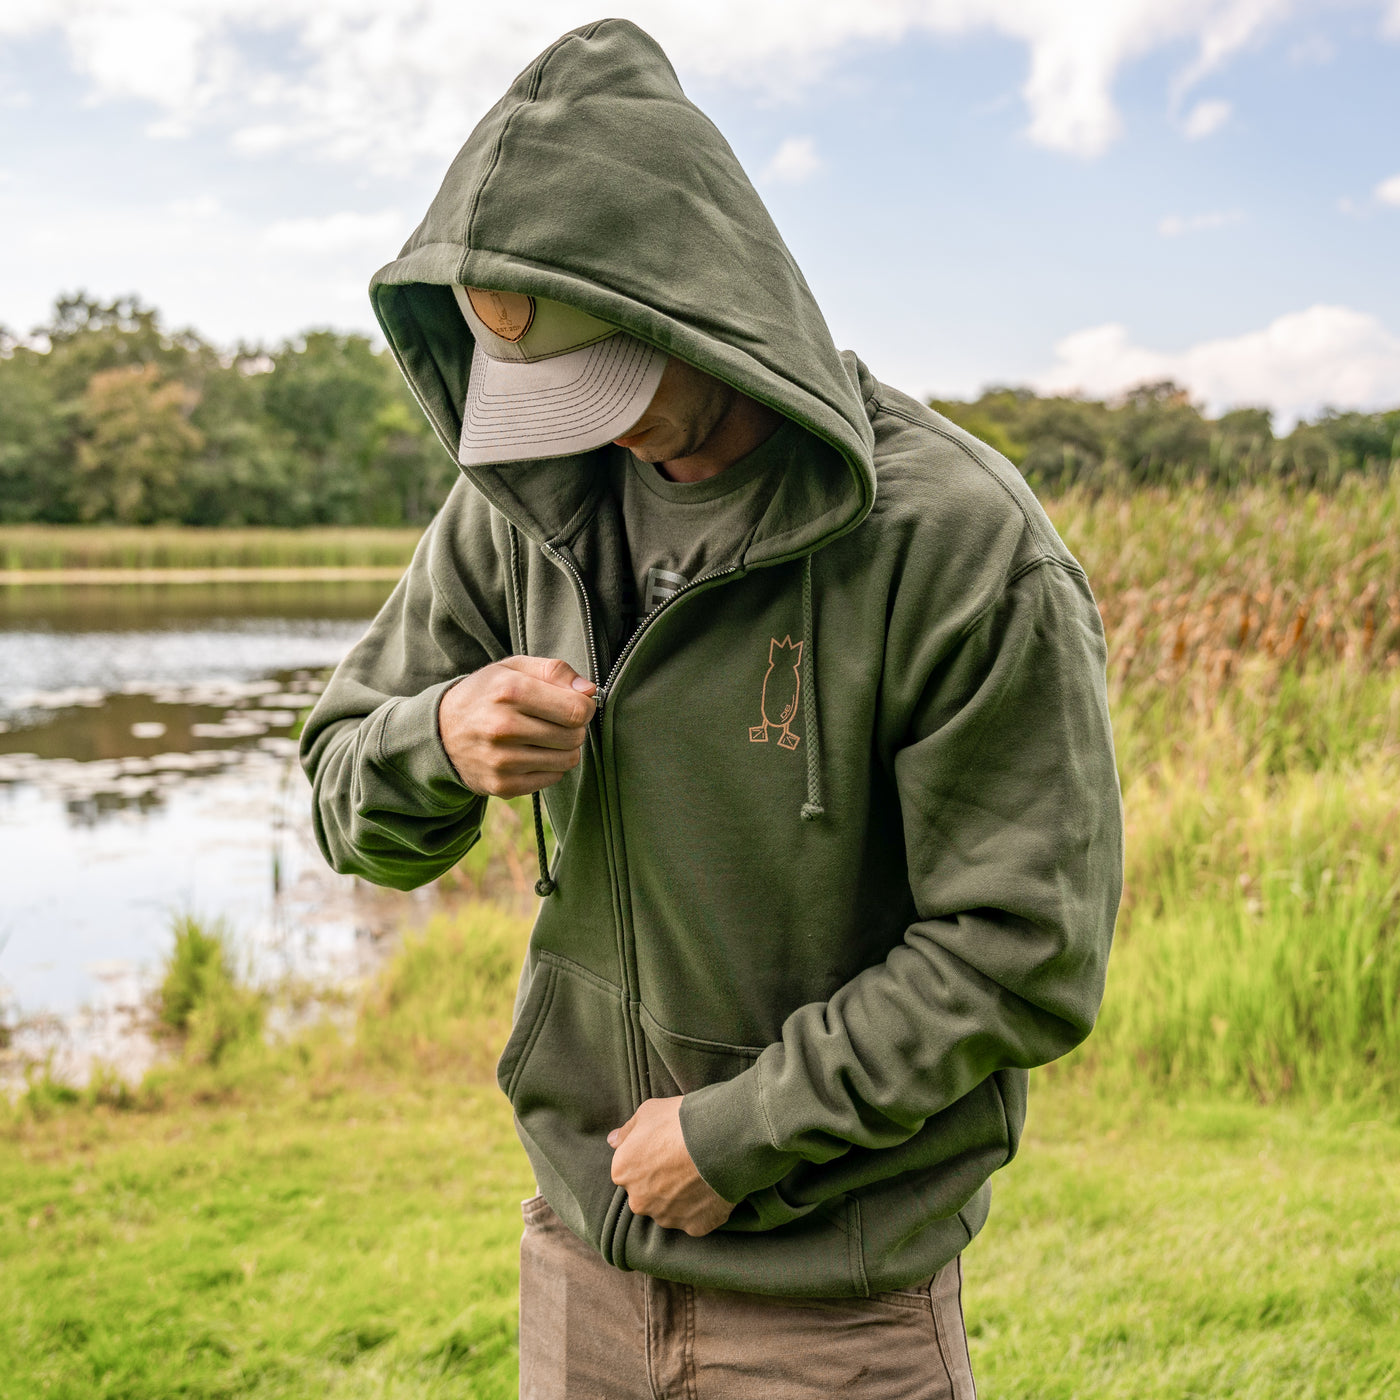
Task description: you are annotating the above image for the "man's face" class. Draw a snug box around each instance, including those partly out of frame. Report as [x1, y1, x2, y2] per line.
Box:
[612, 356, 737, 464]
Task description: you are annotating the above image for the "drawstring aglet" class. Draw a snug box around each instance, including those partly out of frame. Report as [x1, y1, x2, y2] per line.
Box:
[530, 789, 556, 897]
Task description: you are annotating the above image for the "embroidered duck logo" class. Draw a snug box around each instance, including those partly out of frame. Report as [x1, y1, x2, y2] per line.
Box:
[750, 636, 803, 751]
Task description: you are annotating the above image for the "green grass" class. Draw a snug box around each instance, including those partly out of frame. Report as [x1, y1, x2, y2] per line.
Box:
[3, 908, 1397, 1398]
[968, 1083, 1400, 1399]
[1, 1080, 530, 1399]
[4, 1059, 1396, 1398]
[0, 525, 422, 571]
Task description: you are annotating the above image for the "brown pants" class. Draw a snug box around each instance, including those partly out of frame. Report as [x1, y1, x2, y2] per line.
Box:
[519, 1196, 977, 1400]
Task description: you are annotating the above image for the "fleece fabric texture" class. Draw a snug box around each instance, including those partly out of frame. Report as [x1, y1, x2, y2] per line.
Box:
[300, 18, 1123, 1297]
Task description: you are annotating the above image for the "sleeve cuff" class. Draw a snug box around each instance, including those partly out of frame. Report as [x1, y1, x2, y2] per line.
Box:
[378, 678, 480, 810]
[679, 1063, 802, 1205]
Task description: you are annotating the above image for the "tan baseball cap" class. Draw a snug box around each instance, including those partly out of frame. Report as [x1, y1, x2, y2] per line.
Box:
[452, 286, 666, 466]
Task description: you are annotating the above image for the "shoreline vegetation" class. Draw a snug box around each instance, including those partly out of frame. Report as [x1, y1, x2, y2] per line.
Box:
[5, 903, 1397, 1397]
[3, 476, 1399, 1392]
[0, 525, 422, 576]
[0, 566, 408, 585]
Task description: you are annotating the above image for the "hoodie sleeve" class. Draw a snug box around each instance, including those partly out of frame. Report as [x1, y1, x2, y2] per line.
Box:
[298, 494, 513, 891]
[679, 555, 1123, 1205]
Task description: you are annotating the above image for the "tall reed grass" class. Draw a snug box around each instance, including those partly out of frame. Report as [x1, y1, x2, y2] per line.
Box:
[0, 525, 422, 571]
[1048, 480, 1400, 1102]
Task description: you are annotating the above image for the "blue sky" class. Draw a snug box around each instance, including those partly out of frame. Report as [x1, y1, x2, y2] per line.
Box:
[1, 1, 1398, 426]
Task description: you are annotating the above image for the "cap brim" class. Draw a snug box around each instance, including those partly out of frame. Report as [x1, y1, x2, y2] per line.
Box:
[458, 332, 666, 467]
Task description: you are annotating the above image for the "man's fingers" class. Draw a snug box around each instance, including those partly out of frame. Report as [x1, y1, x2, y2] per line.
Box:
[497, 671, 597, 729]
[607, 1113, 638, 1149]
[483, 770, 569, 799]
[439, 660, 595, 796]
[482, 712, 588, 752]
[499, 654, 598, 695]
[492, 745, 582, 776]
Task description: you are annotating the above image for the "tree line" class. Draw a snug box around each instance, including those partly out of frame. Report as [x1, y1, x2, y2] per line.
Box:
[1, 294, 1396, 527]
[933, 383, 1400, 492]
[0, 295, 453, 527]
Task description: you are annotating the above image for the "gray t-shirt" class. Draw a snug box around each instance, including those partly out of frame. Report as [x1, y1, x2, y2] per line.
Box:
[607, 419, 796, 629]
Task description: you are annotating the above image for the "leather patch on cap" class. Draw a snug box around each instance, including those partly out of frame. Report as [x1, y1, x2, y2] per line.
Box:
[466, 287, 535, 343]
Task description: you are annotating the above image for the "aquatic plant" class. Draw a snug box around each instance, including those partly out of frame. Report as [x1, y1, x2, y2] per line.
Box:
[154, 915, 265, 1067]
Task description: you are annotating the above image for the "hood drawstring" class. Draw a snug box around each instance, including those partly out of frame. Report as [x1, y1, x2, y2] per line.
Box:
[508, 522, 558, 897]
[800, 552, 826, 822]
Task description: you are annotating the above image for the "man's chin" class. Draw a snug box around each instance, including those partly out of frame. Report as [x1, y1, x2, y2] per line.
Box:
[618, 430, 699, 465]
[612, 426, 651, 450]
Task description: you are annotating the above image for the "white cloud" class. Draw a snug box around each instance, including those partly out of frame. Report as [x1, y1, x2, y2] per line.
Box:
[1182, 96, 1232, 138]
[0, 190, 393, 345]
[231, 124, 293, 157]
[1035, 305, 1400, 427]
[763, 136, 822, 184]
[0, 0, 1308, 166]
[1375, 173, 1400, 207]
[261, 210, 407, 254]
[168, 195, 221, 220]
[1158, 208, 1242, 236]
[1168, 0, 1279, 96]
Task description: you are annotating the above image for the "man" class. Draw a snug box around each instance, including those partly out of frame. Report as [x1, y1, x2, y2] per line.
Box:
[302, 18, 1122, 1399]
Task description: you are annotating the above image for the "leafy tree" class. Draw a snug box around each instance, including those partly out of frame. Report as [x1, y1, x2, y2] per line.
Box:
[1311, 409, 1400, 478]
[184, 350, 304, 526]
[40, 294, 209, 401]
[1212, 407, 1274, 486]
[1019, 395, 1115, 490]
[75, 365, 204, 523]
[1112, 381, 1211, 486]
[0, 343, 79, 521]
[260, 331, 405, 524]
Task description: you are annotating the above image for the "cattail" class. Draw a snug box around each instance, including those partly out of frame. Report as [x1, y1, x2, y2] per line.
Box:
[1286, 604, 1309, 656]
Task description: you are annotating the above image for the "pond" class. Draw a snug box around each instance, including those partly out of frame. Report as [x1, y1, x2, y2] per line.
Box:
[0, 578, 451, 1071]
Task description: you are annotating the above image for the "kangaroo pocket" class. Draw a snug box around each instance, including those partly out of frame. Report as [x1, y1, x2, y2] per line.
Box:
[496, 952, 634, 1255]
[638, 1006, 762, 1097]
[638, 1009, 826, 1234]
[624, 1038, 1013, 1295]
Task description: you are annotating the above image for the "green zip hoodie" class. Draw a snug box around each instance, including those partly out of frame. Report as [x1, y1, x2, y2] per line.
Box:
[301, 18, 1122, 1297]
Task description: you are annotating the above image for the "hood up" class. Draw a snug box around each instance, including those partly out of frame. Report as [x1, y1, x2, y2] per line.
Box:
[370, 18, 875, 562]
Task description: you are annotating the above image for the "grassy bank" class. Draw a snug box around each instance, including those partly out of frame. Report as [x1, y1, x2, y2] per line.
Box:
[0, 525, 422, 572]
[5, 478, 1400, 1394]
[3, 907, 1397, 1398]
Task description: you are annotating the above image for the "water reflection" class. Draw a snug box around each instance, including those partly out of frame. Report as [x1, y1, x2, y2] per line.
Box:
[0, 578, 419, 1043]
[0, 578, 394, 629]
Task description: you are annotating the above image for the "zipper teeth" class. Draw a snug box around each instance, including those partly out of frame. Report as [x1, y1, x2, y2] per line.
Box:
[598, 566, 740, 705]
[540, 542, 602, 687]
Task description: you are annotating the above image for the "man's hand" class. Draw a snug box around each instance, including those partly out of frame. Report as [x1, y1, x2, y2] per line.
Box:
[439, 655, 596, 798]
[608, 1096, 734, 1237]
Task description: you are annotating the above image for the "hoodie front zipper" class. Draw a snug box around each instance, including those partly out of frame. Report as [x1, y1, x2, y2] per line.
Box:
[542, 539, 741, 716]
[538, 538, 744, 1267]
[538, 541, 604, 688]
[596, 565, 740, 711]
